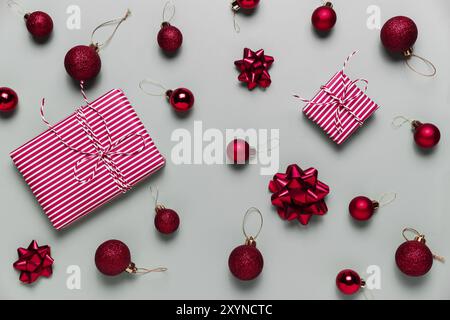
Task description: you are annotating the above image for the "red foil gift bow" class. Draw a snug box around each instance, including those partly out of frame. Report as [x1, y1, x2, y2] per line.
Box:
[294, 51, 369, 133]
[234, 48, 274, 90]
[269, 164, 330, 225]
[13, 240, 54, 284]
[40, 82, 146, 193]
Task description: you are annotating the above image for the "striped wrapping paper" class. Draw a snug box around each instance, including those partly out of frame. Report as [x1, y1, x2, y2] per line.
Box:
[10, 89, 165, 230]
[303, 71, 379, 145]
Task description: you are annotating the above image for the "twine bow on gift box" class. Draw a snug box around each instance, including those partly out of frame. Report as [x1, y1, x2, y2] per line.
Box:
[294, 51, 369, 133]
[40, 82, 146, 193]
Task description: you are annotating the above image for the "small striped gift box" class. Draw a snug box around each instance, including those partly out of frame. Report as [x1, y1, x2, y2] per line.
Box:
[10, 89, 165, 230]
[301, 52, 379, 145]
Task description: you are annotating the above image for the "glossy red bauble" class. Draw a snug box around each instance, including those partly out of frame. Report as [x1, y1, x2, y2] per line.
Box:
[64, 45, 102, 82]
[25, 11, 53, 38]
[157, 23, 183, 52]
[167, 88, 194, 112]
[336, 269, 363, 295]
[349, 196, 377, 221]
[227, 139, 250, 164]
[95, 240, 131, 276]
[0, 87, 19, 113]
[381, 16, 418, 53]
[237, 0, 260, 10]
[311, 3, 337, 32]
[413, 122, 441, 149]
[155, 207, 180, 234]
[228, 244, 264, 281]
[395, 240, 433, 277]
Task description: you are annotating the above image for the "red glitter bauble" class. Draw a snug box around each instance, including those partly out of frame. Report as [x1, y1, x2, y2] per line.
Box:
[336, 269, 362, 295]
[228, 244, 263, 281]
[0, 87, 19, 113]
[413, 122, 441, 149]
[311, 3, 337, 32]
[227, 139, 250, 164]
[167, 88, 194, 112]
[395, 241, 433, 277]
[381, 16, 418, 53]
[25, 11, 53, 38]
[157, 23, 183, 52]
[155, 208, 180, 234]
[237, 0, 260, 10]
[64, 45, 102, 82]
[95, 240, 131, 276]
[349, 196, 376, 221]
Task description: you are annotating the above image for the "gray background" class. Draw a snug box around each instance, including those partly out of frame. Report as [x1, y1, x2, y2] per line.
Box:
[1, 0, 449, 300]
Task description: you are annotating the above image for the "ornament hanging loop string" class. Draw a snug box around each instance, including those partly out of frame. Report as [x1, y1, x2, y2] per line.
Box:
[150, 186, 161, 209]
[233, 12, 241, 33]
[377, 192, 397, 208]
[402, 228, 445, 263]
[7, 0, 26, 17]
[404, 50, 437, 77]
[139, 79, 169, 97]
[91, 9, 131, 51]
[392, 116, 413, 129]
[126, 264, 168, 275]
[242, 207, 264, 243]
[162, 1, 176, 23]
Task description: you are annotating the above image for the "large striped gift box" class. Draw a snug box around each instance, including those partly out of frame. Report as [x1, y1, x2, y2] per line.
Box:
[10, 89, 165, 230]
[302, 71, 379, 145]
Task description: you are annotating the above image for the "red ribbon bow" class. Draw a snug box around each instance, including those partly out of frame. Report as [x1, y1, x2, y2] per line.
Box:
[234, 48, 274, 90]
[13, 240, 54, 284]
[269, 164, 330, 225]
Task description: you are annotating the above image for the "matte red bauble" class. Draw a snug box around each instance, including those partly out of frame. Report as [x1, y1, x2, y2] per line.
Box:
[413, 121, 441, 149]
[158, 23, 183, 52]
[228, 243, 264, 281]
[25, 11, 53, 38]
[381, 16, 418, 53]
[95, 240, 131, 276]
[336, 269, 364, 295]
[312, 2, 337, 32]
[236, 0, 260, 10]
[227, 139, 251, 164]
[64, 45, 102, 82]
[349, 196, 378, 221]
[167, 88, 194, 112]
[0, 87, 19, 113]
[155, 207, 180, 235]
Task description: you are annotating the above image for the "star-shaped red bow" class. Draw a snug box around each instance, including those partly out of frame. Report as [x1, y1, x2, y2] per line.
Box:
[234, 48, 274, 90]
[269, 164, 330, 225]
[13, 240, 54, 284]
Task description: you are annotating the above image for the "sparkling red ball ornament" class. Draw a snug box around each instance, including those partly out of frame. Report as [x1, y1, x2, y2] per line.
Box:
[155, 207, 180, 234]
[311, 2, 337, 32]
[413, 121, 441, 149]
[336, 269, 364, 295]
[349, 196, 378, 221]
[381, 16, 418, 54]
[0, 87, 19, 113]
[166, 88, 194, 112]
[64, 45, 102, 82]
[228, 242, 264, 281]
[235, 0, 260, 10]
[25, 11, 53, 39]
[95, 240, 131, 276]
[396, 240, 433, 277]
[158, 22, 183, 52]
[227, 139, 252, 164]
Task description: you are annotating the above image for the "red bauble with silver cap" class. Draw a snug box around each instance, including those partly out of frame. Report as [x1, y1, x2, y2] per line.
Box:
[25, 11, 53, 38]
[166, 88, 194, 112]
[349, 196, 378, 221]
[311, 2, 337, 32]
[336, 269, 365, 295]
[413, 121, 441, 149]
[381, 16, 418, 54]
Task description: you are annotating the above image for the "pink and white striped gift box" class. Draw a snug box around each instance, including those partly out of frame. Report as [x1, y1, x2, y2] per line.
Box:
[302, 52, 379, 145]
[10, 89, 165, 230]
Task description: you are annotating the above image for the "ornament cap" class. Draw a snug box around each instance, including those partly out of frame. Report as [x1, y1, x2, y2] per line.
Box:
[360, 278, 366, 288]
[161, 21, 171, 28]
[231, 1, 241, 12]
[412, 120, 423, 130]
[125, 262, 168, 275]
[245, 236, 257, 247]
[403, 48, 414, 58]
[165, 89, 173, 99]
[324, 2, 333, 8]
[155, 204, 166, 213]
[24, 13, 30, 20]
[372, 200, 380, 210]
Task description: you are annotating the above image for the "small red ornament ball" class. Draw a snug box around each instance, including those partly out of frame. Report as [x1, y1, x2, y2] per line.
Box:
[395, 241, 433, 277]
[0, 87, 19, 113]
[381, 16, 418, 53]
[227, 139, 250, 164]
[25, 11, 53, 39]
[155, 208, 180, 234]
[349, 196, 375, 221]
[237, 0, 260, 10]
[167, 88, 194, 112]
[311, 3, 337, 32]
[413, 122, 441, 149]
[95, 240, 131, 276]
[157, 23, 183, 52]
[336, 269, 362, 295]
[228, 244, 264, 281]
[64, 45, 102, 82]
